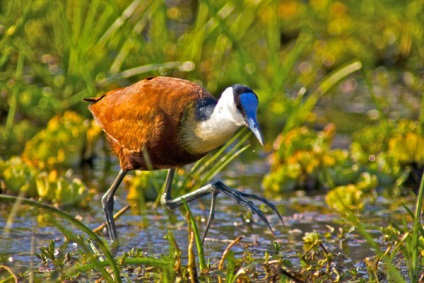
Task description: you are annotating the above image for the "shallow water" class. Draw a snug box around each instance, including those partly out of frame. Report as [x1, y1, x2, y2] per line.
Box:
[0, 159, 416, 281]
[1, 140, 420, 281]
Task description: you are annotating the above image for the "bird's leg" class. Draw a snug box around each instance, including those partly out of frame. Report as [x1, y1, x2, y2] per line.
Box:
[202, 190, 218, 243]
[161, 169, 284, 242]
[160, 168, 176, 204]
[102, 169, 127, 243]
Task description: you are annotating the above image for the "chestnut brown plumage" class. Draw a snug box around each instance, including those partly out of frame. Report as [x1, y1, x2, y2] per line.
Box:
[84, 76, 283, 243]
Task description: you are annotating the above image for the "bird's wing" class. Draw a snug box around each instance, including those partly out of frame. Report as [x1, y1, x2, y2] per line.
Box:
[86, 77, 213, 152]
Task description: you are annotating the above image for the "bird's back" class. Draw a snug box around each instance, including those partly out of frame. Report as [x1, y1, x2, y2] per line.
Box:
[85, 76, 216, 171]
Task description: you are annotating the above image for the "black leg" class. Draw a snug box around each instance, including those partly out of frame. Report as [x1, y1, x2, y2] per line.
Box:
[102, 169, 127, 243]
[160, 169, 284, 242]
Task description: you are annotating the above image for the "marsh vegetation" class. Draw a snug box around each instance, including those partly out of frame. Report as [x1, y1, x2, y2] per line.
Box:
[1, 0, 423, 282]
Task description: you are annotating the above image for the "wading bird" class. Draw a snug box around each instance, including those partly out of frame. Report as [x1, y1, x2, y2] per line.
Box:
[84, 76, 283, 243]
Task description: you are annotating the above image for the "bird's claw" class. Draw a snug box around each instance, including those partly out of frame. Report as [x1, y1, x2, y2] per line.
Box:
[202, 181, 284, 241]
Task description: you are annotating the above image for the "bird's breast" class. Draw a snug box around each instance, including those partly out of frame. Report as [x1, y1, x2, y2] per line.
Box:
[179, 98, 240, 155]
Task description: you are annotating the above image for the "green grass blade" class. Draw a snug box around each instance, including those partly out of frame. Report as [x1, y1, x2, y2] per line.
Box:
[410, 171, 424, 281]
[284, 60, 363, 132]
[201, 145, 250, 184]
[361, 65, 387, 120]
[181, 198, 206, 271]
[332, 191, 407, 282]
[97, 0, 143, 45]
[198, 133, 250, 185]
[190, 129, 250, 181]
[5, 39, 24, 144]
[0, 194, 121, 283]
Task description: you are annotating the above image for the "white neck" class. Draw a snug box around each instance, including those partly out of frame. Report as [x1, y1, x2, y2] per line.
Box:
[180, 87, 245, 155]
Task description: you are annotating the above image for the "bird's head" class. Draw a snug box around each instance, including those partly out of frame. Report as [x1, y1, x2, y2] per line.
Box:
[180, 83, 264, 155]
[231, 84, 264, 146]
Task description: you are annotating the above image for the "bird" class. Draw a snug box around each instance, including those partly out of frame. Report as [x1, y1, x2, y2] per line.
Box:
[84, 76, 283, 243]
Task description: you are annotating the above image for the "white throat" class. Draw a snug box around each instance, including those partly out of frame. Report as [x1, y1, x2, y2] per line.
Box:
[181, 87, 245, 155]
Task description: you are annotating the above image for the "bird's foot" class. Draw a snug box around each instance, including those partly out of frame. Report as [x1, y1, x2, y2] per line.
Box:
[203, 181, 284, 240]
[160, 174, 284, 243]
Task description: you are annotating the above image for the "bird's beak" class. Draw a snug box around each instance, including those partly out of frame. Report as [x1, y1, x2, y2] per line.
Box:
[246, 115, 264, 146]
[240, 93, 265, 146]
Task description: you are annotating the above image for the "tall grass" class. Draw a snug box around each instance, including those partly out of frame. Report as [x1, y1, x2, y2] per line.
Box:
[2, 0, 423, 152]
[403, 173, 424, 282]
[1, 0, 317, 155]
